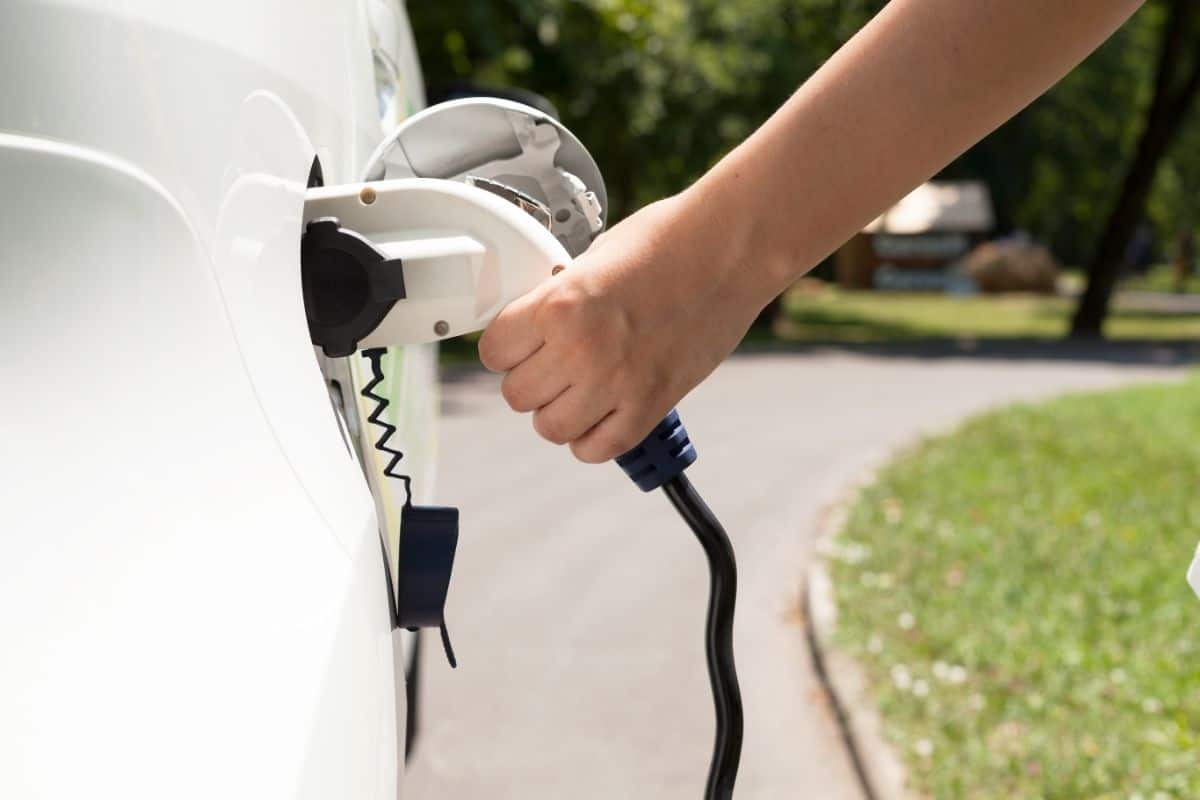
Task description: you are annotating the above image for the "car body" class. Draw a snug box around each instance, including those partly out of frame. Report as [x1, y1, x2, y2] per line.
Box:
[1, 1, 435, 796]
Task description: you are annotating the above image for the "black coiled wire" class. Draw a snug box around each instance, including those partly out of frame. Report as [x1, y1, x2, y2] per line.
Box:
[360, 347, 412, 503]
[662, 474, 743, 800]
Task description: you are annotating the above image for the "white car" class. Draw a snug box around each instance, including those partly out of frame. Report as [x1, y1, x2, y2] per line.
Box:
[2, 2, 615, 795]
[2, 2, 444, 797]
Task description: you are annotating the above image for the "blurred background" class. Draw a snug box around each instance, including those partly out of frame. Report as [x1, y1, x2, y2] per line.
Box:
[411, 0, 1200, 345]
[402, 3, 1200, 799]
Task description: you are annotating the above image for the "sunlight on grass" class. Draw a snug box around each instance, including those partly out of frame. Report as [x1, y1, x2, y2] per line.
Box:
[781, 286, 1200, 342]
[830, 377, 1200, 798]
[1123, 264, 1200, 296]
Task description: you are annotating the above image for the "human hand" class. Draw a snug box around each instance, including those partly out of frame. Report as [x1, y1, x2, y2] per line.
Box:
[478, 189, 772, 463]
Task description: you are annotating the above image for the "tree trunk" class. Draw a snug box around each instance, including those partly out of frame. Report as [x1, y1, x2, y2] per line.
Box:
[1071, 0, 1200, 337]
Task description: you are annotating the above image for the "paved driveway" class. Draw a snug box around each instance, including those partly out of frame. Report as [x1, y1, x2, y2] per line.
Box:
[405, 344, 1191, 799]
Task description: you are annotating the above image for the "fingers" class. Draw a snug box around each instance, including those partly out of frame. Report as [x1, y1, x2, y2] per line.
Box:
[500, 345, 570, 413]
[531, 385, 615, 445]
[478, 290, 544, 373]
[569, 407, 657, 464]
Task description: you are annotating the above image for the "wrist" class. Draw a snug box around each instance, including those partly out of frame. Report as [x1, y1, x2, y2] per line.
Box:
[674, 173, 794, 314]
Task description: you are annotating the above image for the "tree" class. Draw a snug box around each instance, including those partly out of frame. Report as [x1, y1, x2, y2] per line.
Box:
[942, 12, 1161, 265]
[408, 0, 882, 221]
[1071, 0, 1200, 337]
[409, 1, 1200, 333]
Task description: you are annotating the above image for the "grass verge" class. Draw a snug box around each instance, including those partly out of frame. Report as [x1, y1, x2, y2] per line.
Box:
[829, 377, 1200, 799]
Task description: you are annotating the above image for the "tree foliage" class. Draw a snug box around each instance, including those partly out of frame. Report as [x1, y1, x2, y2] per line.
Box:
[409, 0, 882, 220]
[1072, 0, 1200, 335]
[409, 1, 1200, 269]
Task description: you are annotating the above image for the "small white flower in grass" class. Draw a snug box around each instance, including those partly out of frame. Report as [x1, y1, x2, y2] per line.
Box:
[1129, 793, 1145, 800]
[1111, 668, 1127, 684]
[832, 541, 870, 565]
[968, 693, 985, 712]
[898, 612, 916, 630]
[891, 664, 912, 691]
[877, 572, 894, 589]
[914, 738, 934, 758]
[1152, 792, 1170, 800]
[867, 635, 883, 654]
[932, 661, 950, 681]
[913, 679, 930, 697]
[948, 665, 968, 685]
[1144, 728, 1170, 746]
[1142, 697, 1163, 714]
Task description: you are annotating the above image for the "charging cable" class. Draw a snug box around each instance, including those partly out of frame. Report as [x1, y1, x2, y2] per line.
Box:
[359, 347, 743, 795]
[616, 411, 743, 800]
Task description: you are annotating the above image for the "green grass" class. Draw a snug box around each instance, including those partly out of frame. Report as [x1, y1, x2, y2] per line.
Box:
[438, 332, 484, 367]
[829, 377, 1200, 799]
[780, 286, 1200, 343]
[439, 284, 1200, 369]
[1123, 264, 1200, 296]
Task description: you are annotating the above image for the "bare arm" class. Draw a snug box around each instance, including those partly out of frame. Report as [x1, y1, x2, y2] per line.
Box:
[480, 0, 1146, 462]
[701, 0, 1145, 298]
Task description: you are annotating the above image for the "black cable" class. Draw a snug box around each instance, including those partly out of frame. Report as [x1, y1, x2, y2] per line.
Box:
[662, 474, 743, 800]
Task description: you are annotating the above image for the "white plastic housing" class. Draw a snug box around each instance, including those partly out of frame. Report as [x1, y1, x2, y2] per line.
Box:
[363, 97, 607, 257]
[303, 177, 573, 346]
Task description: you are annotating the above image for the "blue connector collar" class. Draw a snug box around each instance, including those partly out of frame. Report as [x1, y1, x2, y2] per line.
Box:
[616, 409, 697, 492]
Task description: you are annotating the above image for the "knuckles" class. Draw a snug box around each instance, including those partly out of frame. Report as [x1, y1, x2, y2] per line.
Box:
[532, 412, 571, 446]
[477, 331, 506, 373]
[535, 286, 588, 330]
[608, 430, 642, 459]
[570, 426, 640, 464]
[500, 374, 535, 412]
[569, 439, 608, 464]
[485, 271, 658, 464]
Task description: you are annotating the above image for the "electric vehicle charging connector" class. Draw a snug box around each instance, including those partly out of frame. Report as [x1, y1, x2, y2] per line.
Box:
[301, 98, 743, 800]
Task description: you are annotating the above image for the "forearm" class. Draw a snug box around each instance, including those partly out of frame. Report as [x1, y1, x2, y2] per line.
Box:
[688, 0, 1145, 304]
[481, 0, 1148, 461]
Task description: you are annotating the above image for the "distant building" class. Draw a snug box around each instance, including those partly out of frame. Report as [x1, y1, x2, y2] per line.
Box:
[835, 181, 994, 290]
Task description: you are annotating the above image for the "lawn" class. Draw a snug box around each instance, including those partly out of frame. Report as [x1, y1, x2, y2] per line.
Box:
[778, 285, 1200, 343]
[829, 377, 1200, 799]
[440, 283, 1200, 368]
[1123, 264, 1200, 296]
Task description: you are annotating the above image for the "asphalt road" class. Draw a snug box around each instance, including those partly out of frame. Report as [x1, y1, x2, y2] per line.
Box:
[405, 344, 1190, 799]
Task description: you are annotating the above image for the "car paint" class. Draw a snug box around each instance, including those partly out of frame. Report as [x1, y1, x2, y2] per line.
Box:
[0, 1, 435, 796]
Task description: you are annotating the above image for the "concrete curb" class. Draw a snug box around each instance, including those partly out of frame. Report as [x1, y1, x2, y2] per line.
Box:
[804, 467, 913, 800]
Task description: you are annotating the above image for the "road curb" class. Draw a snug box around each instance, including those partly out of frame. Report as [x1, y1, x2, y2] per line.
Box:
[804, 468, 913, 800]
